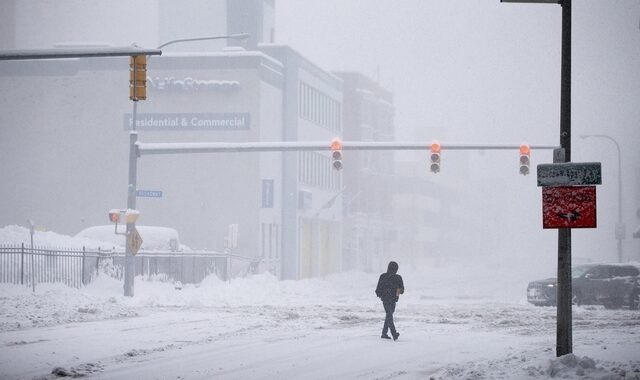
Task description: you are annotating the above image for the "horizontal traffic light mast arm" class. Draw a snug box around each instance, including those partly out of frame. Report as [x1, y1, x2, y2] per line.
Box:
[137, 140, 559, 155]
[0, 46, 162, 61]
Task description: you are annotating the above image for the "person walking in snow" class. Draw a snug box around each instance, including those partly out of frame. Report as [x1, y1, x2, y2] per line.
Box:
[375, 261, 404, 340]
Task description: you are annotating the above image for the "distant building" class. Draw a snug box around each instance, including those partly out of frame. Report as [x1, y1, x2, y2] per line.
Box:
[333, 72, 396, 272]
[259, 45, 344, 279]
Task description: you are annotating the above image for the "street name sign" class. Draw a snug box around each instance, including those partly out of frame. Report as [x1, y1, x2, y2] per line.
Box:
[136, 190, 163, 198]
[542, 186, 597, 229]
[537, 162, 601, 187]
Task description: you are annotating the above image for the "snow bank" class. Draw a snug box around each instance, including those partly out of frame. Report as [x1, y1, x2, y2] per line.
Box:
[0, 279, 136, 332]
[0, 225, 115, 250]
[430, 352, 640, 379]
[75, 225, 191, 251]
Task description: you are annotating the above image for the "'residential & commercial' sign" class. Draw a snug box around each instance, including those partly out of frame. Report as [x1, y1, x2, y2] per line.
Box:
[124, 113, 250, 131]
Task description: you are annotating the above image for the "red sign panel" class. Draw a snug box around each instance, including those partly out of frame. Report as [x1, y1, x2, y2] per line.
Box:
[542, 186, 597, 229]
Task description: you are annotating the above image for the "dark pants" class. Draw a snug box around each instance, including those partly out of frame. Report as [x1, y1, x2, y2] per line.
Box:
[382, 300, 397, 336]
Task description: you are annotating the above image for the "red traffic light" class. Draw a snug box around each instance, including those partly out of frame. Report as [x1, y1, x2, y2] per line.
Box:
[519, 143, 530, 175]
[430, 141, 441, 173]
[109, 210, 121, 223]
[330, 137, 343, 151]
[330, 138, 343, 171]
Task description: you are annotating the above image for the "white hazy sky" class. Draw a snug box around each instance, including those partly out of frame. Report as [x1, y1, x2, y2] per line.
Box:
[275, 0, 640, 262]
[276, 0, 639, 143]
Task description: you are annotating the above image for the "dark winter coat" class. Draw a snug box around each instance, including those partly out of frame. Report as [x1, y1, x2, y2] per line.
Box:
[375, 262, 404, 302]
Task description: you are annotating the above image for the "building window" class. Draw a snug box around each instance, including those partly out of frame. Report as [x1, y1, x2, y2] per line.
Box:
[299, 82, 341, 132]
[298, 151, 341, 190]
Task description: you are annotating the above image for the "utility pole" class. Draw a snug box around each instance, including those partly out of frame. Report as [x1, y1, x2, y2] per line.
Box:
[501, 0, 574, 356]
[556, 0, 572, 356]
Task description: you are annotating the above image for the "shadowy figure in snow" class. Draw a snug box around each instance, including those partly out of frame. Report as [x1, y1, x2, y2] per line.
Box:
[375, 261, 404, 341]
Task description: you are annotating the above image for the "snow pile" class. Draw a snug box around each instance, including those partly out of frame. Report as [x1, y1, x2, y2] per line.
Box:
[430, 353, 640, 379]
[0, 268, 376, 332]
[0, 225, 115, 250]
[50, 363, 103, 378]
[0, 280, 136, 332]
[0, 224, 191, 252]
[75, 225, 191, 251]
[547, 354, 600, 378]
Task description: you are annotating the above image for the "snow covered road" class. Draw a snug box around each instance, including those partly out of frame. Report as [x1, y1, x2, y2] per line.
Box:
[1, 268, 639, 379]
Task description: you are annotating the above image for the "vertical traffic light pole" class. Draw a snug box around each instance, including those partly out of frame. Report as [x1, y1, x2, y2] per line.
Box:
[124, 130, 138, 297]
[557, 0, 572, 356]
[124, 55, 146, 297]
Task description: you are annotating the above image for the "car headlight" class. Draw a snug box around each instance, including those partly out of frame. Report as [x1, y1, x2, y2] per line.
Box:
[546, 284, 556, 288]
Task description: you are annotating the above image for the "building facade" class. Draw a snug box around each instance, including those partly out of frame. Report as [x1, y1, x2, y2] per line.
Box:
[259, 45, 344, 279]
[334, 72, 396, 272]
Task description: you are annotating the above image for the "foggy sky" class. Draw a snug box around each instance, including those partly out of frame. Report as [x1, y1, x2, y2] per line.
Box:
[276, 0, 640, 264]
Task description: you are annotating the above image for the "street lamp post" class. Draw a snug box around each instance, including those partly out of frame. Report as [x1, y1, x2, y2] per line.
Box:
[580, 134, 623, 262]
[122, 32, 250, 297]
[156, 33, 250, 50]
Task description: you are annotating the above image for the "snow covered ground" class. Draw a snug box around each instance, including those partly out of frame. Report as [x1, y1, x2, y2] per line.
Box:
[1, 226, 639, 379]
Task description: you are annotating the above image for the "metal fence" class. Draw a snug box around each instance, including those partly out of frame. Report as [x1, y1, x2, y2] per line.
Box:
[110, 251, 265, 284]
[0, 243, 107, 289]
[0, 244, 275, 290]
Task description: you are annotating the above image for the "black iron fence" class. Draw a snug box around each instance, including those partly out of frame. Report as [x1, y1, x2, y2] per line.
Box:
[0, 244, 275, 290]
[0, 243, 106, 289]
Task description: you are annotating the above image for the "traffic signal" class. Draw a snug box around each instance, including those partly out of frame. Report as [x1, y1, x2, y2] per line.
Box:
[129, 55, 147, 101]
[430, 141, 441, 173]
[108, 209, 140, 224]
[519, 143, 530, 175]
[109, 209, 121, 223]
[331, 137, 343, 171]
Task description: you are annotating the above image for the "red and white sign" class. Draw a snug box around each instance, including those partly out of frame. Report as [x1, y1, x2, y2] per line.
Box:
[542, 186, 597, 229]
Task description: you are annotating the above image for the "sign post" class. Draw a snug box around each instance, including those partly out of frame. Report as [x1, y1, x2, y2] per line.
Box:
[537, 161, 601, 357]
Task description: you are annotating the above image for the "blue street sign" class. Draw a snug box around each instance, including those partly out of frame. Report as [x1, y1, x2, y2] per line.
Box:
[262, 179, 274, 208]
[136, 190, 163, 198]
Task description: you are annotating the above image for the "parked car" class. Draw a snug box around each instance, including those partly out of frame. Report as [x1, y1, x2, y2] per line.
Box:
[527, 263, 640, 309]
[75, 225, 190, 252]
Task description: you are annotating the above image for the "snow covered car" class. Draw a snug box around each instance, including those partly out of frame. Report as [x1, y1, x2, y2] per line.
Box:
[527, 263, 640, 309]
[75, 225, 189, 252]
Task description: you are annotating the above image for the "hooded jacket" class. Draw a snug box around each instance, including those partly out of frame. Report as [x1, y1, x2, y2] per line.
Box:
[375, 261, 405, 302]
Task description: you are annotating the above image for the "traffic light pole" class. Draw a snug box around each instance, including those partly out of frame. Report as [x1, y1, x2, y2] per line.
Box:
[128, 138, 558, 297]
[500, 0, 574, 359]
[557, 0, 572, 357]
[135, 141, 559, 155]
[124, 122, 138, 297]
[124, 56, 144, 297]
